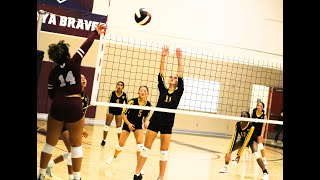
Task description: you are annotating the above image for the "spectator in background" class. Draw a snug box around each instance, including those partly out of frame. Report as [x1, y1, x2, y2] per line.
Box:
[271, 109, 283, 145]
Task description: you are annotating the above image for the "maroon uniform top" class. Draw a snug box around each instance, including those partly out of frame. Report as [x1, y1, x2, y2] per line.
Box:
[48, 30, 99, 99]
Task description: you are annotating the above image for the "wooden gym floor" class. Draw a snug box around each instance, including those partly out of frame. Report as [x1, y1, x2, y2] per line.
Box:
[37, 119, 283, 180]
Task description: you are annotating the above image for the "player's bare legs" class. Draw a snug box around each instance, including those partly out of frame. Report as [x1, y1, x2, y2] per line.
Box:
[113, 130, 130, 158]
[38, 114, 64, 178]
[133, 129, 144, 164]
[135, 129, 157, 174]
[158, 134, 171, 180]
[115, 114, 123, 140]
[65, 116, 85, 179]
[101, 113, 114, 146]
[59, 132, 73, 174]
[257, 135, 267, 165]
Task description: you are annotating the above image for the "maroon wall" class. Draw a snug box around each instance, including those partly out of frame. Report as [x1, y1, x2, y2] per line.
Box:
[37, 61, 96, 118]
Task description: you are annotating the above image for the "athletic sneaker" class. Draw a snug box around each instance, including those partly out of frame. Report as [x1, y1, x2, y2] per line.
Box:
[101, 140, 106, 146]
[133, 173, 143, 180]
[261, 172, 269, 180]
[37, 174, 45, 180]
[219, 165, 228, 173]
[106, 156, 113, 165]
[46, 166, 53, 177]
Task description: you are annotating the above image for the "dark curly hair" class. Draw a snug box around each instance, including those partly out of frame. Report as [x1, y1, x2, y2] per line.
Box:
[48, 40, 71, 65]
[241, 111, 250, 118]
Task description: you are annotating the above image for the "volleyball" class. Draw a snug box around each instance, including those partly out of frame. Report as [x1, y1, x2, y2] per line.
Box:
[134, 8, 151, 25]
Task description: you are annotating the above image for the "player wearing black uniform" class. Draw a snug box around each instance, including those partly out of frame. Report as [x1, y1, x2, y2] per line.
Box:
[37, 23, 106, 180]
[101, 81, 128, 146]
[218, 111, 269, 180]
[45, 74, 89, 180]
[106, 86, 151, 168]
[134, 45, 184, 180]
[272, 109, 283, 145]
[252, 101, 268, 166]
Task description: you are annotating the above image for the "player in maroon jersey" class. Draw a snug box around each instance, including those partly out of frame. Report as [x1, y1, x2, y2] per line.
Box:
[37, 23, 106, 180]
[45, 74, 89, 180]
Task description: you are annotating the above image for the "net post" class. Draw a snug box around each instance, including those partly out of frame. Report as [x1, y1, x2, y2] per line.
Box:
[91, 32, 106, 106]
[37, 10, 45, 49]
[91, 0, 112, 105]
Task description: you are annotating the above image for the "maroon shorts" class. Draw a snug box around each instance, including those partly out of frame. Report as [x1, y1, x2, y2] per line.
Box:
[50, 96, 84, 123]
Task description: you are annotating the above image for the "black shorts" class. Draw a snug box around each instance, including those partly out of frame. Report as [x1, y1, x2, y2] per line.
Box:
[147, 118, 173, 134]
[253, 122, 263, 134]
[109, 107, 123, 115]
[122, 120, 143, 132]
[147, 112, 175, 134]
[50, 96, 84, 123]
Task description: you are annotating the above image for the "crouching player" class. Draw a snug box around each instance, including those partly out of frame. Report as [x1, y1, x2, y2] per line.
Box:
[218, 111, 269, 180]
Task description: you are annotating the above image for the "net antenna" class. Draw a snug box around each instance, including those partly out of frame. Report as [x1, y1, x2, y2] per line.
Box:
[37, 10, 47, 49]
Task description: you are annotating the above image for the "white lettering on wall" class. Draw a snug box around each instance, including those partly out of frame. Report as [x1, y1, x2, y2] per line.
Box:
[41, 12, 100, 31]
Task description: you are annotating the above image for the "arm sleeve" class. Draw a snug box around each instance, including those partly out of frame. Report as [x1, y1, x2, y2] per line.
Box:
[227, 124, 239, 154]
[72, 30, 99, 64]
[123, 99, 134, 115]
[177, 76, 184, 94]
[158, 73, 166, 91]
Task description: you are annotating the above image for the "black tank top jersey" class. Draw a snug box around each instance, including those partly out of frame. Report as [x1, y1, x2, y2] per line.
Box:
[227, 121, 256, 154]
[81, 92, 89, 113]
[109, 91, 128, 104]
[156, 73, 184, 109]
[150, 73, 184, 125]
[48, 30, 99, 99]
[251, 108, 265, 133]
[123, 98, 152, 123]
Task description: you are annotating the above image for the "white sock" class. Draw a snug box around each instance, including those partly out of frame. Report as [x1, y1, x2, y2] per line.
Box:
[48, 160, 55, 168]
[39, 168, 46, 175]
[135, 173, 141, 176]
[69, 174, 74, 180]
[73, 171, 81, 180]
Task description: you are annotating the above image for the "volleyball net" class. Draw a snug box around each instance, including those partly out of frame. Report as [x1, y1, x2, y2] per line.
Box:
[90, 30, 283, 127]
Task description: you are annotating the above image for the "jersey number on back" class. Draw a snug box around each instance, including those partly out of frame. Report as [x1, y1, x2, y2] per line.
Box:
[58, 71, 76, 87]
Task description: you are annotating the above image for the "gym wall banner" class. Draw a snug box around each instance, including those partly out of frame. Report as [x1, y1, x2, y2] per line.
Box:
[37, 0, 94, 13]
[37, 0, 106, 38]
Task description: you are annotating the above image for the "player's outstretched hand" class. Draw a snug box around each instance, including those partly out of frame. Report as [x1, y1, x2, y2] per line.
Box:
[96, 23, 107, 35]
